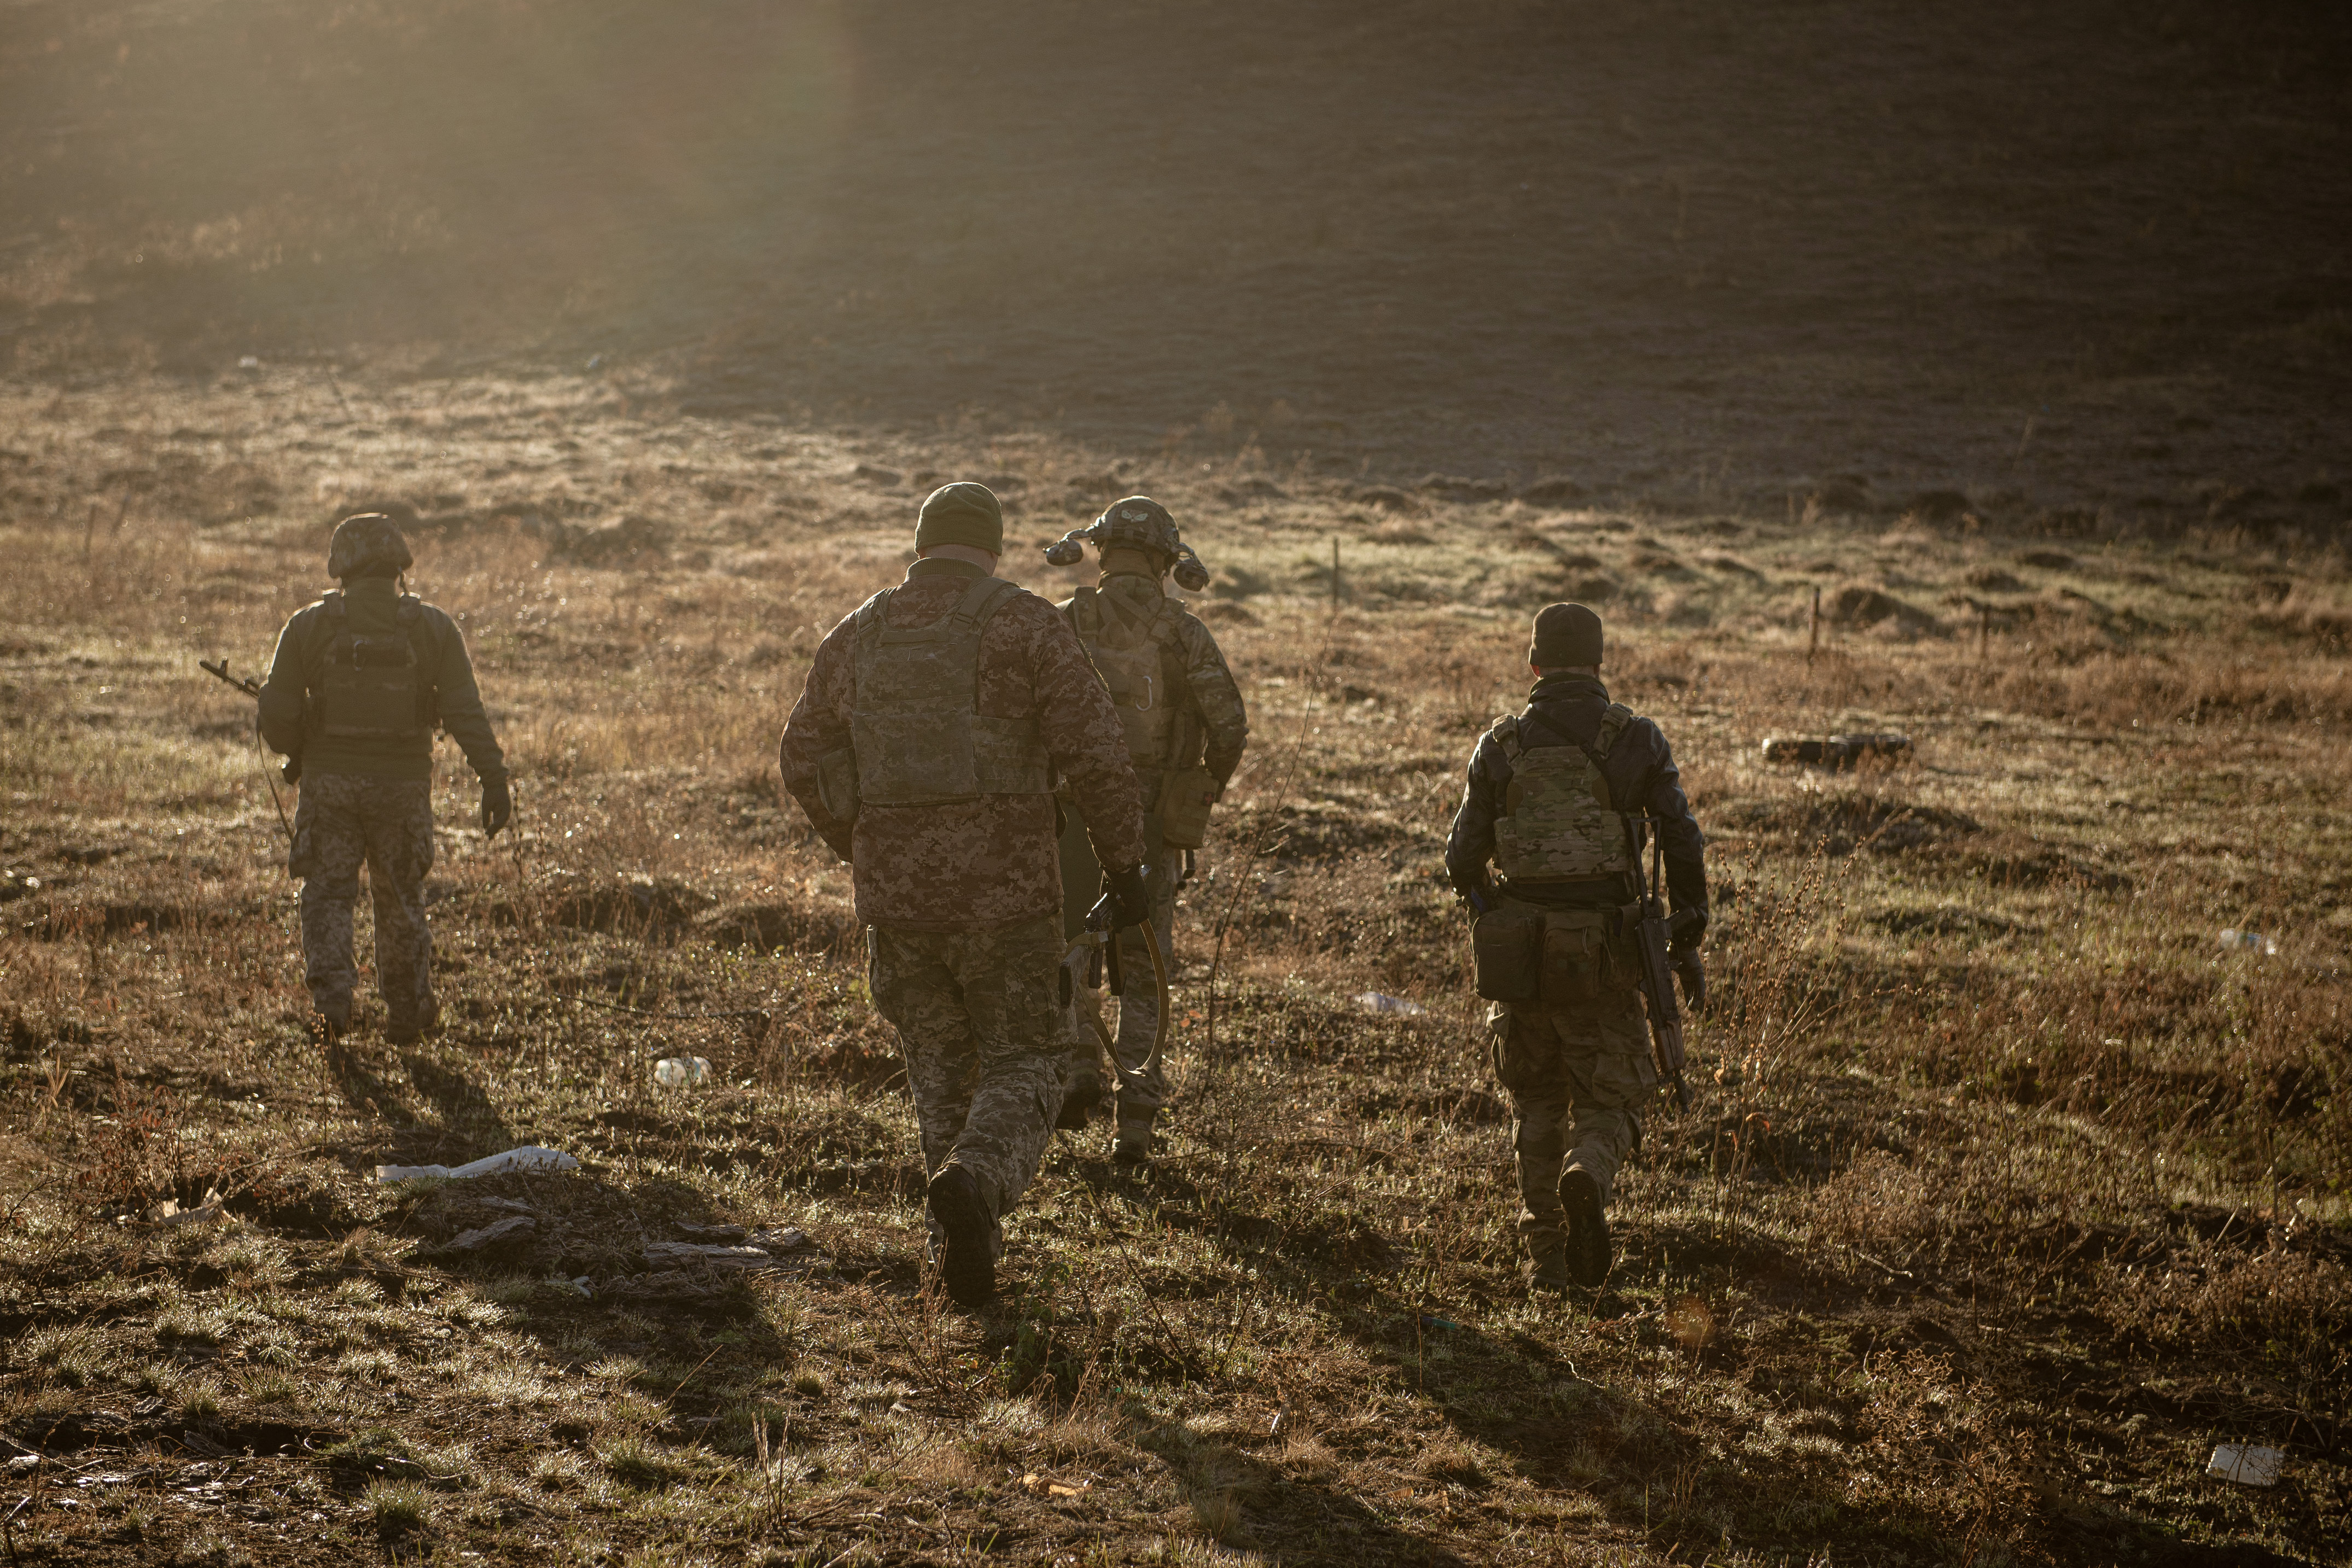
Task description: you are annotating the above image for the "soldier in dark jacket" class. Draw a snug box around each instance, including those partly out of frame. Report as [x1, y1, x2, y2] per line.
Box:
[1445, 603, 1706, 1292]
[258, 512, 511, 1045]
[778, 482, 1152, 1310]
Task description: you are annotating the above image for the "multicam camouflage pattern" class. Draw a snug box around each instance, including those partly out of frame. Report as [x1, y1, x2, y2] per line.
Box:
[1486, 936, 1655, 1256]
[289, 773, 437, 1030]
[867, 916, 1069, 1261]
[780, 559, 1146, 930]
[1061, 571, 1249, 799]
[1489, 705, 1636, 883]
[325, 512, 414, 580]
[259, 576, 507, 785]
[1056, 833, 1179, 1124]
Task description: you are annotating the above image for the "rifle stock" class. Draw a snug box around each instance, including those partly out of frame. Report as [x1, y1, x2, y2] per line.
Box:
[202, 658, 302, 784]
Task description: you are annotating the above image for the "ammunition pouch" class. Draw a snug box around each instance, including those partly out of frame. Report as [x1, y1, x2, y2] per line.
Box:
[1538, 909, 1613, 1007]
[1154, 765, 1217, 850]
[1471, 910, 1542, 1003]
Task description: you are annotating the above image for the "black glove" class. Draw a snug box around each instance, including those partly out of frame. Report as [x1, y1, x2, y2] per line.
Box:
[1103, 862, 1152, 930]
[1668, 907, 1707, 948]
[1673, 946, 1708, 1014]
[480, 774, 514, 838]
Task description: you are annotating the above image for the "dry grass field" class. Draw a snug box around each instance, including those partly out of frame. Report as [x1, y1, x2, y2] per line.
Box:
[1, 366, 2348, 1565]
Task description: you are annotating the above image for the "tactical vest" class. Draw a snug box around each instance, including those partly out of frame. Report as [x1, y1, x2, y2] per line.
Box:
[848, 575, 1052, 807]
[315, 591, 430, 741]
[1491, 702, 1637, 884]
[1067, 585, 1185, 772]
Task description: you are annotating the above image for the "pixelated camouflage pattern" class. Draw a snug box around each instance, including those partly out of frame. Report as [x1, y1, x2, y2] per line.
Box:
[325, 512, 414, 580]
[1485, 925, 1655, 1256]
[866, 916, 1069, 1261]
[289, 773, 438, 1029]
[781, 559, 1147, 930]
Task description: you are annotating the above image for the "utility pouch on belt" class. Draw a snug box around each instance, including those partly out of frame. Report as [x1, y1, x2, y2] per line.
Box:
[1538, 909, 1612, 1007]
[1471, 911, 1542, 1002]
[1154, 765, 1216, 850]
[814, 746, 859, 825]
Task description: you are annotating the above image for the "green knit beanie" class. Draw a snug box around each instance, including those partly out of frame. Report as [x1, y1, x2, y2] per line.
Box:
[915, 482, 1005, 556]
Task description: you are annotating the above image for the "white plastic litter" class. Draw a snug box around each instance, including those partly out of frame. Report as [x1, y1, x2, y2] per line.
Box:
[654, 1056, 712, 1088]
[2207, 1444, 2283, 1487]
[1354, 992, 1428, 1017]
[2218, 930, 2278, 955]
[374, 1146, 580, 1182]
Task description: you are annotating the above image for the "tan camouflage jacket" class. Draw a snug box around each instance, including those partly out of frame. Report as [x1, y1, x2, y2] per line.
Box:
[779, 558, 1148, 931]
[1061, 572, 1250, 792]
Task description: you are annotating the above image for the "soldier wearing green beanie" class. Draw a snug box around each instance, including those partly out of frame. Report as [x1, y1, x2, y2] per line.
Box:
[779, 481, 1152, 1311]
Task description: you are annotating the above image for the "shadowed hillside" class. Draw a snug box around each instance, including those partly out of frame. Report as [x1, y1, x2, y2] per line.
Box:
[5, 0, 2351, 503]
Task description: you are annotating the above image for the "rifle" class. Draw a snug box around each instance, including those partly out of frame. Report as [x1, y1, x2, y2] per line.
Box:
[201, 658, 301, 784]
[1628, 815, 1691, 1111]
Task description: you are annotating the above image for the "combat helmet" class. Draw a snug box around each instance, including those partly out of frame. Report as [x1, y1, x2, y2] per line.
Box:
[1043, 494, 1210, 591]
[326, 511, 415, 580]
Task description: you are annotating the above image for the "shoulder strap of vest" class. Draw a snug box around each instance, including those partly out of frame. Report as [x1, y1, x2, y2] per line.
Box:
[1488, 713, 1522, 762]
[323, 591, 345, 621]
[851, 587, 895, 644]
[397, 595, 422, 626]
[1068, 585, 1101, 639]
[1596, 702, 1634, 757]
[964, 578, 1023, 635]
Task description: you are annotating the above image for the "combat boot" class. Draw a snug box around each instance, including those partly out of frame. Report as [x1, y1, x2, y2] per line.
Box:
[386, 1000, 440, 1048]
[925, 1164, 995, 1311]
[1111, 1107, 1156, 1168]
[1523, 1247, 1571, 1295]
[1559, 1169, 1612, 1289]
[1056, 1071, 1103, 1130]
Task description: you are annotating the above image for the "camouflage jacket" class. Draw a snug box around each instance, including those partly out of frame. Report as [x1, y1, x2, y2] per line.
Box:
[1445, 673, 1707, 931]
[780, 558, 1148, 931]
[258, 575, 507, 784]
[1057, 572, 1250, 790]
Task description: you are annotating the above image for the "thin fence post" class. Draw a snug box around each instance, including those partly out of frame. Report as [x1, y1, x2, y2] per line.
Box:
[1807, 586, 1821, 666]
[1331, 538, 1342, 615]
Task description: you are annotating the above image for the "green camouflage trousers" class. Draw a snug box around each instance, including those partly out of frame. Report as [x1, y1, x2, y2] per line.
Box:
[289, 773, 436, 1030]
[866, 916, 1067, 1262]
[1488, 978, 1656, 1255]
[1059, 819, 1178, 1133]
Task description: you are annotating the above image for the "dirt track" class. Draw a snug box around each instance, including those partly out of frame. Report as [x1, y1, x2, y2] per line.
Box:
[5, 0, 2350, 506]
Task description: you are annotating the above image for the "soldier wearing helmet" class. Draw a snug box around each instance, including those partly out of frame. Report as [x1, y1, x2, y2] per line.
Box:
[1445, 603, 1706, 1294]
[1044, 496, 1250, 1165]
[257, 509, 512, 1047]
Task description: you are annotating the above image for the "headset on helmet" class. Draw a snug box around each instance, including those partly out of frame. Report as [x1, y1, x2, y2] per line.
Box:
[1043, 495, 1211, 591]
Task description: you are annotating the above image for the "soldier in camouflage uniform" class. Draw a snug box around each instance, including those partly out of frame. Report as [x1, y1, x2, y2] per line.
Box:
[1445, 603, 1706, 1292]
[1046, 497, 1249, 1164]
[779, 482, 1151, 1310]
[259, 511, 512, 1045]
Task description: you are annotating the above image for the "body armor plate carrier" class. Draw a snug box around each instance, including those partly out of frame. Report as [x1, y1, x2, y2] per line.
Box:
[1491, 702, 1637, 884]
[1067, 584, 1185, 773]
[848, 576, 1052, 808]
[316, 591, 430, 741]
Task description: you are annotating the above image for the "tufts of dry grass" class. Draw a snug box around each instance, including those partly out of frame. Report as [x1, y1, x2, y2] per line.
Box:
[0, 371, 2345, 1564]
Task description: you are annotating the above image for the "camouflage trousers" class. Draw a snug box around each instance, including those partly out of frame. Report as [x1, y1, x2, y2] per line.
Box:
[1488, 978, 1656, 1257]
[289, 773, 436, 1031]
[866, 916, 1067, 1262]
[1058, 819, 1179, 1135]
